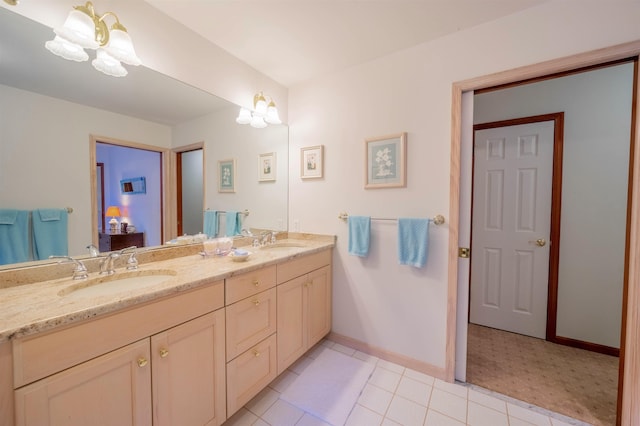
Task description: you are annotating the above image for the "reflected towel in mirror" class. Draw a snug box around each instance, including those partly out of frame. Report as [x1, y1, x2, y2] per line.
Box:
[0, 209, 30, 265]
[33, 208, 68, 260]
[203, 210, 219, 237]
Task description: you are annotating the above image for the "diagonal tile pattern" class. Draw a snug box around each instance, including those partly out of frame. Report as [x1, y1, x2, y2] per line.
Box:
[224, 339, 590, 426]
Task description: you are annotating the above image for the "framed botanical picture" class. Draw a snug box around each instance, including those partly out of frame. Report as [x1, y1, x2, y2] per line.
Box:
[301, 145, 324, 179]
[218, 158, 236, 193]
[258, 152, 276, 182]
[365, 132, 407, 189]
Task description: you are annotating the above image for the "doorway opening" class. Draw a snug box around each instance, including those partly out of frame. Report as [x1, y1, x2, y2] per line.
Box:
[450, 48, 640, 426]
[174, 143, 204, 236]
[90, 136, 170, 249]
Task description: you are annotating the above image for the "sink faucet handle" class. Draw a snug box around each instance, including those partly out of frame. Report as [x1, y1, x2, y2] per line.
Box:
[86, 244, 99, 257]
[50, 255, 89, 280]
[126, 248, 147, 270]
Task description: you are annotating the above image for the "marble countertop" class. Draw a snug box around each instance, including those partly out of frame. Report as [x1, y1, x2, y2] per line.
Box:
[0, 236, 335, 343]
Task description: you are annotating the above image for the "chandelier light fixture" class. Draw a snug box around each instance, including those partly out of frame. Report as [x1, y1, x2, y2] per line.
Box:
[236, 92, 282, 128]
[44, 1, 141, 77]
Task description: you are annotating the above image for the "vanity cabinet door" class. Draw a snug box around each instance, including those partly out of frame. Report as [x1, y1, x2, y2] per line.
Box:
[151, 309, 226, 426]
[14, 339, 152, 426]
[276, 264, 332, 374]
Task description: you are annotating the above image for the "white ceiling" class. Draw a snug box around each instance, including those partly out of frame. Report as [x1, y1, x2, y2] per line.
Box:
[145, 0, 548, 88]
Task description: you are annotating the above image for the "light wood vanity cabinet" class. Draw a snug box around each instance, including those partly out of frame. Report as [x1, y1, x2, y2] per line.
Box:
[12, 281, 227, 426]
[225, 267, 278, 416]
[276, 250, 332, 374]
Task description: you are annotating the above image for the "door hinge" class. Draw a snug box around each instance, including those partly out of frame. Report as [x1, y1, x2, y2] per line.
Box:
[458, 247, 470, 258]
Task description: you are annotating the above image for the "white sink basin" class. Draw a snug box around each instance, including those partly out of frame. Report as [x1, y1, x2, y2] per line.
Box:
[58, 269, 177, 298]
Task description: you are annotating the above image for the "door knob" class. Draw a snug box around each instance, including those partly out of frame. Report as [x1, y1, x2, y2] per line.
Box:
[533, 238, 546, 247]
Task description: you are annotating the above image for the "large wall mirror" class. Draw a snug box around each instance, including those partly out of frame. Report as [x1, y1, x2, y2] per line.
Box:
[0, 6, 288, 269]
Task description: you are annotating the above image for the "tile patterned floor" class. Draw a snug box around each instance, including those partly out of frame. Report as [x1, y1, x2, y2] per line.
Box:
[223, 340, 590, 426]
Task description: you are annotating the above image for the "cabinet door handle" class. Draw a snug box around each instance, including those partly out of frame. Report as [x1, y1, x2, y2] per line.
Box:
[252, 349, 261, 357]
[252, 279, 260, 287]
[159, 348, 169, 358]
[253, 299, 260, 306]
[137, 357, 148, 367]
[304, 281, 313, 287]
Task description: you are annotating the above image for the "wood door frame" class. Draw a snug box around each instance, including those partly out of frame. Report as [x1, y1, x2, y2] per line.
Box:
[171, 142, 205, 239]
[447, 40, 640, 426]
[471, 113, 564, 344]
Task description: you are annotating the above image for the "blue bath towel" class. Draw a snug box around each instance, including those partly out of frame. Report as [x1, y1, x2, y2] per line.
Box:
[398, 218, 429, 268]
[203, 210, 219, 237]
[348, 216, 371, 257]
[32, 208, 68, 260]
[225, 211, 242, 237]
[0, 209, 30, 265]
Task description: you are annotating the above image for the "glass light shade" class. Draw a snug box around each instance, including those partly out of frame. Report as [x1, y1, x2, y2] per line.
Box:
[54, 9, 99, 50]
[45, 36, 89, 62]
[264, 104, 282, 125]
[103, 28, 141, 66]
[92, 49, 128, 77]
[250, 114, 267, 129]
[236, 108, 252, 124]
[254, 94, 267, 116]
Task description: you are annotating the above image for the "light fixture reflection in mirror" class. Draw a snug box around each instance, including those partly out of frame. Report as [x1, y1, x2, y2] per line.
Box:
[236, 91, 282, 128]
[44, 1, 141, 77]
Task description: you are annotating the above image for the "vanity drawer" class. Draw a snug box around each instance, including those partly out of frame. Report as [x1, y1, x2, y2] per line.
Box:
[277, 249, 331, 284]
[226, 287, 276, 360]
[226, 333, 277, 416]
[225, 265, 276, 304]
[13, 280, 224, 389]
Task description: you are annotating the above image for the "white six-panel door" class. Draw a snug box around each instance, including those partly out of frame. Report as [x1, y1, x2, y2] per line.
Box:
[470, 121, 554, 339]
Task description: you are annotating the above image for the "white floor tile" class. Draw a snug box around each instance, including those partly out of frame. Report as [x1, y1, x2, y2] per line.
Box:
[353, 350, 379, 365]
[385, 395, 428, 426]
[381, 418, 402, 425]
[428, 388, 467, 423]
[433, 378, 469, 399]
[507, 403, 553, 426]
[424, 409, 465, 426]
[467, 401, 509, 426]
[468, 389, 507, 413]
[261, 399, 305, 426]
[403, 368, 435, 386]
[376, 359, 405, 374]
[367, 366, 402, 392]
[289, 355, 314, 375]
[345, 404, 383, 426]
[357, 383, 393, 415]
[253, 420, 270, 426]
[550, 418, 581, 426]
[332, 342, 357, 356]
[222, 408, 258, 426]
[395, 376, 432, 406]
[245, 387, 280, 416]
[509, 417, 539, 426]
[307, 343, 330, 359]
[269, 370, 298, 393]
[295, 413, 332, 426]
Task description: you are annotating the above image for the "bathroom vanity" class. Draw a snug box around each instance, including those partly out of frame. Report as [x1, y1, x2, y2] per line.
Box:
[0, 234, 334, 426]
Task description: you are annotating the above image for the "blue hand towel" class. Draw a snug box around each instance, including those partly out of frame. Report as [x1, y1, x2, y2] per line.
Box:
[398, 218, 429, 268]
[0, 209, 30, 265]
[203, 210, 219, 237]
[225, 211, 242, 237]
[32, 208, 68, 260]
[348, 216, 371, 257]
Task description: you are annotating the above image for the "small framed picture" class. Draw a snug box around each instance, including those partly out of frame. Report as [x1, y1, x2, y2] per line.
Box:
[301, 145, 324, 179]
[218, 158, 236, 193]
[365, 132, 407, 189]
[258, 152, 276, 182]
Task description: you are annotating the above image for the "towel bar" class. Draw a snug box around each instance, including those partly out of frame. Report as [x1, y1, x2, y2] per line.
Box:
[205, 209, 249, 216]
[338, 212, 445, 225]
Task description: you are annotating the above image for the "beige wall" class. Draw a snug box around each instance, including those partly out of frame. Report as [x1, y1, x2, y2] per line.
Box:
[288, 1, 640, 371]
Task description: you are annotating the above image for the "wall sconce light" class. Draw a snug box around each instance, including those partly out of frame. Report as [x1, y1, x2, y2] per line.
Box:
[105, 205, 121, 233]
[44, 1, 141, 77]
[236, 92, 282, 128]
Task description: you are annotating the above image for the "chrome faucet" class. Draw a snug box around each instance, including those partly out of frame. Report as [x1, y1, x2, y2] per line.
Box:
[50, 255, 89, 280]
[126, 248, 147, 270]
[99, 246, 137, 275]
[86, 244, 99, 257]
